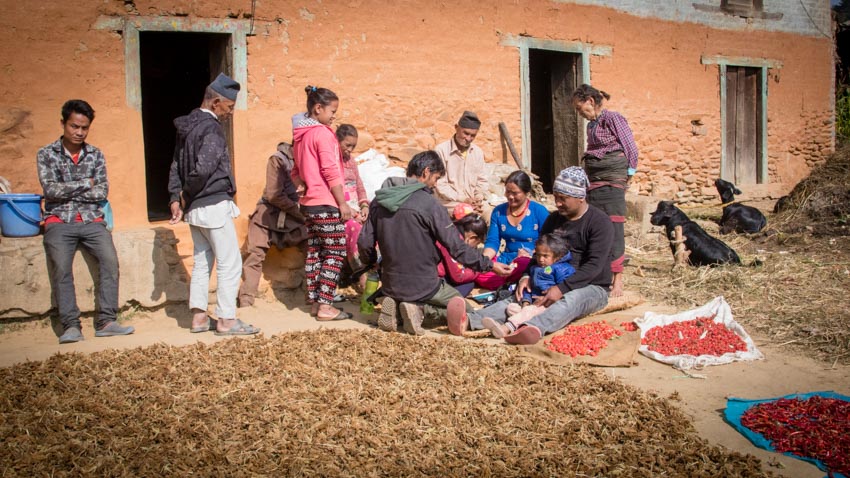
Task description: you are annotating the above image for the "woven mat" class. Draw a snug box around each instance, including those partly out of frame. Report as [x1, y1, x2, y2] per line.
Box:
[520, 290, 645, 367]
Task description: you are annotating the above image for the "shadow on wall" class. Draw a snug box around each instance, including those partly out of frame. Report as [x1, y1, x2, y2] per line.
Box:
[151, 227, 193, 328]
[261, 245, 306, 310]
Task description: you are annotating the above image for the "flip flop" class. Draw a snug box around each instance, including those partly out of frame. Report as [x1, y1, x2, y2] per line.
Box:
[190, 316, 217, 333]
[446, 296, 468, 336]
[503, 325, 542, 345]
[316, 309, 353, 321]
[214, 319, 261, 336]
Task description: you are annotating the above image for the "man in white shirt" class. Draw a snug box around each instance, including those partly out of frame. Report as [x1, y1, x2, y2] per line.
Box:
[433, 110, 490, 218]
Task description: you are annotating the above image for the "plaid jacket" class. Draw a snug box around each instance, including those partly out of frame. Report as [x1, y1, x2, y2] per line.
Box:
[586, 109, 639, 176]
[37, 137, 109, 223]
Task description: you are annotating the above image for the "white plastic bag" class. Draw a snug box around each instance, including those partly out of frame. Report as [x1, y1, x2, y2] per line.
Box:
[635, 296, 763, 370]
[354, 149, 406, 201]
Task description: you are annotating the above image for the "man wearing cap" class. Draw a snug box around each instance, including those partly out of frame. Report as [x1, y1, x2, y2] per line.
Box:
[434, 110, 490, 218]
[168, 73, 260, 336]
[446, 166, 613, 345]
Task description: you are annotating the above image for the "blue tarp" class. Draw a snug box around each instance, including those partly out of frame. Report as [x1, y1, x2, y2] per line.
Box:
[725, 391, 850, 478]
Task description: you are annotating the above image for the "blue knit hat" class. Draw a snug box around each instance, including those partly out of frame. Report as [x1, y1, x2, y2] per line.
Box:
[209, 73, 241, 101]
[553, 166, 589, 198]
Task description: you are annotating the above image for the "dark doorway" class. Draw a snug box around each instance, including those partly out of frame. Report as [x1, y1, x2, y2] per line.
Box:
[724, 66, 763, 185]
[529, 49, 583, 193]
[140, 31, 233, 221]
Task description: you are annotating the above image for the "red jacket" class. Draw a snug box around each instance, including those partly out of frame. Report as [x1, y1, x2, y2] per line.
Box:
[436, 235, 480, 285]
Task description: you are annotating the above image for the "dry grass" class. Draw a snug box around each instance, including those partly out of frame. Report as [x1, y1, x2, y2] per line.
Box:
[0, 329, 770, 477]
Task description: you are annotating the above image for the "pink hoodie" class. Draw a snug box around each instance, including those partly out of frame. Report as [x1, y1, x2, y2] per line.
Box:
[291, 113, 344, 208]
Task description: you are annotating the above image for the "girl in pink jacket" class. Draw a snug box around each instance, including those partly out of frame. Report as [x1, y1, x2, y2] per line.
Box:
[291, 86, 353, 321]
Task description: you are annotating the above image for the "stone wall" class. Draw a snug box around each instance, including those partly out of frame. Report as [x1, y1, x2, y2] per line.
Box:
[0, 227, 306, 319]
[561, 0, 832, 37]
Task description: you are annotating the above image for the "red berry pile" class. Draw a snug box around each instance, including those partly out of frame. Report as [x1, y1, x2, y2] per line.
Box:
[620, 321, 638, 332]
[741, 396, 850, 475]
[641, 316, 747, 356]
[546, 322, 622, 357]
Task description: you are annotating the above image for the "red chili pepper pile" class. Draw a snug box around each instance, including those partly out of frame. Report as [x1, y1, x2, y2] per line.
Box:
[641, 316, 747, 356]
[741, 396, 850, 475]
[546, 322, 622, 357]
[620, 321, 638, 332]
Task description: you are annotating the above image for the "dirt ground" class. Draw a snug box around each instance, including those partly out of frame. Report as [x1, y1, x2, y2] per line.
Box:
[0, 284, 847, 477]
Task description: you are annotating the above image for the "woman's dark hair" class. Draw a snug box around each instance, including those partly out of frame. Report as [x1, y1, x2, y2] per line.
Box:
[571, 84, 610, 105]
[406, 150, 446, 177]
[335, 124, 358, 142]
[61, 99, 95, 122]
[455, 214, 487, 240]
[505, 170, 532, 194]
[305, 85, 339, 112]
[536, 233, 570, 258]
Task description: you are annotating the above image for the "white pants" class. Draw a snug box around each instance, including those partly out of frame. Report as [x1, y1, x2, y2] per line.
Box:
[189, 219, 242, 318]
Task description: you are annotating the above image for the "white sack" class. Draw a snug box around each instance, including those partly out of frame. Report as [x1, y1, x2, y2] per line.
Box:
[634, 296, 763, 370]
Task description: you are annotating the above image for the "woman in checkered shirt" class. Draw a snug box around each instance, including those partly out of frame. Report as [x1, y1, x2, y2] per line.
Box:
[571, 84, 639, 298]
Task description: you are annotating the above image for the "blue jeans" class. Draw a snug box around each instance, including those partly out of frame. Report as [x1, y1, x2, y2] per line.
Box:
[43, 221, 120, 330]
[468, 285, 609, 335]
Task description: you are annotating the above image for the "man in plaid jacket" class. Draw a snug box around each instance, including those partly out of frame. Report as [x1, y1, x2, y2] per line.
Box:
[37, 99, 134, 344]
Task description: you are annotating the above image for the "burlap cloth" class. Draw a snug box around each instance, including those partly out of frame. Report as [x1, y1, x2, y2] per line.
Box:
[447, 291, 647, 367]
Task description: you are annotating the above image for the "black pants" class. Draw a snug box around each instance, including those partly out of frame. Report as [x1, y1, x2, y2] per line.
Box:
[43, 222, 119, 330]
[587, 186, 626, 273]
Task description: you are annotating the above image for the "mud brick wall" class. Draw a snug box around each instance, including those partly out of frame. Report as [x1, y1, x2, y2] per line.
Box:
[0, 0, 834, 315]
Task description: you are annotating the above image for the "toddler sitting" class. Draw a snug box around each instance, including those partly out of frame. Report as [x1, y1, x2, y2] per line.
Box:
[482, 233, 574, 338]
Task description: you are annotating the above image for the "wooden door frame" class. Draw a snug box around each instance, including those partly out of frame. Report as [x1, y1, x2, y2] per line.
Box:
[501, 35, 611, 169]
[702, 55, 781, 185]
[94, 15, 250, 112]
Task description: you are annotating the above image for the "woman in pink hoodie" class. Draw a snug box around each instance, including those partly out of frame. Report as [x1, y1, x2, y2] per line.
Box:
[291, 86, 353, 321]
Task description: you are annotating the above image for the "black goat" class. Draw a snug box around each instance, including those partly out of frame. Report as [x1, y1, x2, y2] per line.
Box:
[650, 201, 741, 266]
[714, 178, 767, 234]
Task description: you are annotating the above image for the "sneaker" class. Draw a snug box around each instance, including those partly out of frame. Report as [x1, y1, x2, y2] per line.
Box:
[399, 302, 425, 336]
[95, 321, 135, 337]
[58, 327, 84, 344]
[377, 297, 398, 332]
[446, 296, 468, 336]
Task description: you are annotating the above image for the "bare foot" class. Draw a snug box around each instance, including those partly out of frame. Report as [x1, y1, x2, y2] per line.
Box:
[190, 308, 209, 330]
[316, 303, 352, 321]
[481, 317, 510, 339]
[610, 272, 624, 298]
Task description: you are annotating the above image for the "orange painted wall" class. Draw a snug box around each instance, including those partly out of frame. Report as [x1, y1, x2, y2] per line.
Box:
[0, 0, 834, 232]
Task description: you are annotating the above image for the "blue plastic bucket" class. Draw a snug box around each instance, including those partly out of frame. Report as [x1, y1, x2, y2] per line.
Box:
[0, 193, 42, 237]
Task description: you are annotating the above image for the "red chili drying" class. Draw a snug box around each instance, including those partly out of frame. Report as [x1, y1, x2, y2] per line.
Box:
[620, 321, 638, 332]
[545, 322, 622, 357]
[641, 315, 746, 356]
[741, 396, 850, 475]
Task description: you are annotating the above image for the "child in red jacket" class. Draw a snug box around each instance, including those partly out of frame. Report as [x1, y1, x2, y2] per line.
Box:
[437, 203, 488, 297]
